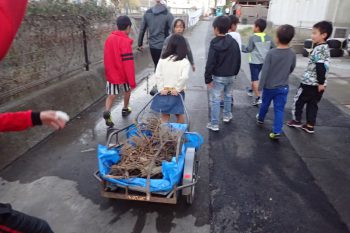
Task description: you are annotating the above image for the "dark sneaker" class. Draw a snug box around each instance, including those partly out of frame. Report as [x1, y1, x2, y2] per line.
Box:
[256, 114, 264, 124]
[103, 111, 114, 127]
[122, 107, 132, 117]
[302, 124, 315, 134]
[269, 132, 281, 140]
[252, 97, 262, 106]
[287, 120, 302, 128]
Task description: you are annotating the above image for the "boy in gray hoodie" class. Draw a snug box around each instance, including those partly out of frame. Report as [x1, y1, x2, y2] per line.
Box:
[161, 18, 195, 71]
[243, 18, 275, 106]
[138, 0, 174, 68]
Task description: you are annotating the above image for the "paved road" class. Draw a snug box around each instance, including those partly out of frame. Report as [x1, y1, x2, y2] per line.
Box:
[1, 20, 350, 233]
[0, 21, 211, 233]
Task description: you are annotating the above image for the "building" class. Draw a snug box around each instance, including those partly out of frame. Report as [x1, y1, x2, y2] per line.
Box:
[237, 0, 269, 6]
[268, 0, 350, 38]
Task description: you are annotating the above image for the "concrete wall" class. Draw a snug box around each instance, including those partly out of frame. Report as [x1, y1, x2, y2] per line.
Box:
[0, 48, 153, 170]
[268, 0, 329, 28]
[0, 14, 200, 170]
[325, 0, 350, 27]
[268, 0, 350, 41]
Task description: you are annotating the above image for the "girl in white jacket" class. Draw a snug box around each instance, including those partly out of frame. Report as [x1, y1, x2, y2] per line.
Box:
[151, 34, 191, 123]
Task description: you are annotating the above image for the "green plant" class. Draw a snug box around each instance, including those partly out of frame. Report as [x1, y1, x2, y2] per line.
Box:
[26, 0, 116, 19]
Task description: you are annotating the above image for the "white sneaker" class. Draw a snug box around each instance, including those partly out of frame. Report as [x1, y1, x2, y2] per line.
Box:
[206, 123, 219, 131]
[223, 115, 233, 123]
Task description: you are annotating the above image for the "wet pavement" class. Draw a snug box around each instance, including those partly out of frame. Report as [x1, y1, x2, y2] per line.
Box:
[0, 21, 211, 233]
[1, 20, 350, 233]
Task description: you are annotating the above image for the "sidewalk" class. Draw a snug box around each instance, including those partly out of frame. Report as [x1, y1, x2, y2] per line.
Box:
[293, 54, 350, 114]
[286, 54, 350, 230]
[209, 49, 350, 232]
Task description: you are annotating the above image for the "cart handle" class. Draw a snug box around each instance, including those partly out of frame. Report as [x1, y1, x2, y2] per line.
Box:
[105, 124, 134, 148]
[94, 170, 103, 182]
[166, 181, 198, 198]
[135, 93, 191, 129]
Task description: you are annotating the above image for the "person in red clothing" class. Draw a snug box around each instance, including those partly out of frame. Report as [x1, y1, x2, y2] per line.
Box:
[0, 110, 66, 132]
[1, 1, 68, 232]
[0, 0, 28, 61]
[0, 111, 66, 233]
[103, 15, 136, 127]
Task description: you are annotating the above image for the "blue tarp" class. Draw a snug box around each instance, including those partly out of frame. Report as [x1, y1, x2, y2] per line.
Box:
[97, 123, 203, 193]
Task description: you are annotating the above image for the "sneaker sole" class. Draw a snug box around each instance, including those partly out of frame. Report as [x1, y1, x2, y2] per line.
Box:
[269, 134, 281, 140]
[122, 112, 131, 117]
[206, 126, 219, 131]
[287, 123, 302, 128]
[302, 128, 314, 134]
[223, 118, 232, 123]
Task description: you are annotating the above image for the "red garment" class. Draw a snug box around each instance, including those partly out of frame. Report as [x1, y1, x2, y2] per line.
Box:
[0, 111, 33, 132]
[0, 0, 28, 60]
[104, 31, 136, 88]
[0, 225, 22, 233]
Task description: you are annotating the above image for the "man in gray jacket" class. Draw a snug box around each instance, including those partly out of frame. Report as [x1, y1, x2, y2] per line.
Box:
[138, 0, 174, 68]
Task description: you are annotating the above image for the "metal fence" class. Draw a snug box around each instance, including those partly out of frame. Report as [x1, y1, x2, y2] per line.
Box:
[0, 14, 115, 105]
[0, 8, 192, 106]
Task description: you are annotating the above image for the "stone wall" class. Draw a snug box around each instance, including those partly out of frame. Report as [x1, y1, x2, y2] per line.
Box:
[0, 11, 194, 170]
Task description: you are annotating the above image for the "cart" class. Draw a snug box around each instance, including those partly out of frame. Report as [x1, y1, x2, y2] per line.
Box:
[94, 94, 203, 204]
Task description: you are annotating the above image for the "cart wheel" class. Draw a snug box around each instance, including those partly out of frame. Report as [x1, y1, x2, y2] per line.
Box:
[182, 148, 197, 205]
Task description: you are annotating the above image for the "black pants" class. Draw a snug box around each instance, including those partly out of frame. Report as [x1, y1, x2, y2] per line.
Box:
[0, 203, 53, 233]
[293, 84, 324, 126]
[150, 48, 162, 69]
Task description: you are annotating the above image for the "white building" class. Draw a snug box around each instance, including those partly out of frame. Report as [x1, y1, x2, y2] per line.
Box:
[268, 0, 350, 37]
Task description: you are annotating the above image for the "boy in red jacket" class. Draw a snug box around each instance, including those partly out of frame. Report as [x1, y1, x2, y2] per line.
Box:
[103, 16, 136, 127]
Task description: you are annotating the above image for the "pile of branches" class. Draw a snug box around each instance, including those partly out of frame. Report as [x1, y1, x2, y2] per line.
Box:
[108, 118, 183, 179]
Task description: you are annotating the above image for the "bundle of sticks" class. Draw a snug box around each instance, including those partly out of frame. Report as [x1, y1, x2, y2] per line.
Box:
[108, 118, 183, 179]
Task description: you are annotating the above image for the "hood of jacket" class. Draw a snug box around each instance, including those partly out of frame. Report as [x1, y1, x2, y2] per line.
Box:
[151, 4, 167, 15]
[111, 30, 133, 42]
[211, 35, 235, 52]
[169, 18, 185, 34]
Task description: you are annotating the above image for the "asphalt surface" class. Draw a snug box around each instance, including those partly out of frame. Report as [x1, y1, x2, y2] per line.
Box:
[0, 21, 210, 233]
[1, 20, 350, 233]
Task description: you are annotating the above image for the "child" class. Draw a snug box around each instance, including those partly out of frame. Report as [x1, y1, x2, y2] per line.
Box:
[287, 21, 333, 134]
[150, 34, 191, 123]
[161, 18, 195, 71]
[205, 16, 241, 132]
[219, 15, 242, 107]
[242, 18, 275, 106]
[256, 24, 296, 140]
[227, 15, 242, 50]
[103, 16, 136, 127]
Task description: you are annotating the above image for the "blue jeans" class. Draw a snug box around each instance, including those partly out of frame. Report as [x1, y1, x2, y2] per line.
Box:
[209, 76, 234, 125]
[258, 86, 289, 134]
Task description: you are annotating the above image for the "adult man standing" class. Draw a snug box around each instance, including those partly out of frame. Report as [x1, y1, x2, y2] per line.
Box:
[138, 0, 174, 68]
